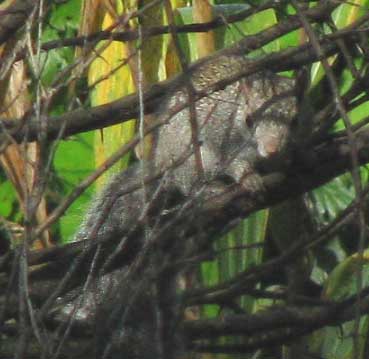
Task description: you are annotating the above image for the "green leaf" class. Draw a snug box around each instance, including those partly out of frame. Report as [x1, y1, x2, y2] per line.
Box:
[53, 132, 95, 243]
[0, 179, 17, 218]
[219, 6, 279, 54]
[41, 0, 82, 86]
[308, 249, 369, 358]
[323, 250, 369, 301]
[311, 176, 354, 225]
[311, 0, 369, 87]
[176, 4, 279, 61]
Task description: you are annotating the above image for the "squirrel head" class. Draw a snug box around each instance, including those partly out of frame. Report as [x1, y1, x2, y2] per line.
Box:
[253, 117, 292, 159]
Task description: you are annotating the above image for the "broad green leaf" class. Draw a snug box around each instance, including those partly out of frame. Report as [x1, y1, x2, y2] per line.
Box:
[334, 92, 369, 132]
[311, 0, 369, 87]
[311, 176, 354, 226]
[309, 315, 369, 359]
[0, 179, 17, 218]
[41, 0, 82, 86]
[176, 4, 248, 61]
[141, 1, 165, 84]
[139, 0, 166, 158]
[308, 249, 369, 358]
[220, 7, 279, 55]
[176, 4, 279, 60]
[323, 250, 369, 301]
[201, 209, 268, 317]
[53, 133, 95, 242]
[200, 260, 220, 318]
[238, 210, 269, 312]
[89, 2, 136, 188]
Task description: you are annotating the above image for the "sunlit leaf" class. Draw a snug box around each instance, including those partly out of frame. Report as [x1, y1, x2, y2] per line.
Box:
[311, 0, 369, 86]
[53, 133, 95, 242]
[89, 2, 136, 188]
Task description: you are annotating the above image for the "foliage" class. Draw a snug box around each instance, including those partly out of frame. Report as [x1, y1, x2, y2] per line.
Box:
[1, 0, 369, 358]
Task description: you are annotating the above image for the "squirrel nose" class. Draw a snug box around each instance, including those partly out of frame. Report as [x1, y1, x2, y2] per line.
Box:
[258, 135, 280, 158]
[259, 136, 281, 157]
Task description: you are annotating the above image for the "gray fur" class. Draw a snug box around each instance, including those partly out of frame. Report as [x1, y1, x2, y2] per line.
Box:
[154, 54, 297, 194]
[63, 54, 298, 358]
[78, 54, 297, 244]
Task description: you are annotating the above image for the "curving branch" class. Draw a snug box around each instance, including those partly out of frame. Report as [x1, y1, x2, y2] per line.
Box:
[3, 1, 365, 146]
[0, 0, 34, 45]
[1, 28, 367, 144]
[1, 126, 369, 297]
[1, 2, 369, 358]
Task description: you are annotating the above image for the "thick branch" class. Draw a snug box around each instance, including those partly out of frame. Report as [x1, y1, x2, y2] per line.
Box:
[1, 127, 369, 291]
[38, 0, 336, 54]
[0, 0, 34, 45]
[3, 1, 364, 145]
[0, 34, 350, 143]
[186, 289, 369, 353]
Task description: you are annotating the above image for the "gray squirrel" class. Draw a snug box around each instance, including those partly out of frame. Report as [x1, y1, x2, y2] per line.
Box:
[56, 53, 298, 358]
[75, 54, 297, 243]
[154, 54, 297, 195]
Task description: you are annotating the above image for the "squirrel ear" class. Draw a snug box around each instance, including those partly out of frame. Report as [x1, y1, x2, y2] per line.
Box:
[294, 66, 310, 103]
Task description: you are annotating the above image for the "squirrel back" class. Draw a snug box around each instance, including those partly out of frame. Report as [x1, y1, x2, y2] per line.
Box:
[153, 54, 297, 194]
[64, 54, 299, 359]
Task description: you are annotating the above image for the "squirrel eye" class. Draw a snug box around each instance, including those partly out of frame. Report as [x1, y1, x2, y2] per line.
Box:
[245, 115, 254, 129]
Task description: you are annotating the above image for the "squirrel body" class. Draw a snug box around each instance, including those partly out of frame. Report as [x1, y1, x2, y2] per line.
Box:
[154, 54, 297, 194]
[63, 54, 298, 358]
[75, 54, 297, 244]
